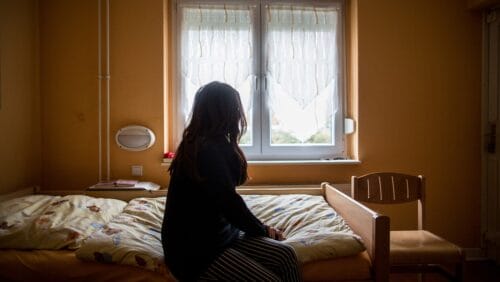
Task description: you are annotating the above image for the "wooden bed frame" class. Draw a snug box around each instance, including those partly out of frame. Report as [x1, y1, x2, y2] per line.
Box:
[0, 183, 389, 282]
[238, 183, 390, 282]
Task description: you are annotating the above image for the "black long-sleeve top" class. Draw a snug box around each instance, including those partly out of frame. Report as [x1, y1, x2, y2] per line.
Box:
[161, 138, 267, 281]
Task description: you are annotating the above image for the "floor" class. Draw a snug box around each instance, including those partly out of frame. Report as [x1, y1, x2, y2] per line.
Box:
[390, 260, 500, 282]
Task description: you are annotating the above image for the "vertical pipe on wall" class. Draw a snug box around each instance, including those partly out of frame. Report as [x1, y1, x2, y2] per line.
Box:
[346, 0, 359, 160]
[163, 0, 169, 154]
[106, 0, 111, 181]
[480, 8, 488, 257]
[98, 0, 102, 182]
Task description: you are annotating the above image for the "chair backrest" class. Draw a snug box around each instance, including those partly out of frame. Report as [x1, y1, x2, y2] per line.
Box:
[351, 172, 426, 230]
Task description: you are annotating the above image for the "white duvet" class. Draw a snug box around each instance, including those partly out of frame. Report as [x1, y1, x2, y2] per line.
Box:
[243, 194, 365, 263]
[76, 197, 167, 274]
[1, 193, 366, 272]
[76, 194, 365, 272]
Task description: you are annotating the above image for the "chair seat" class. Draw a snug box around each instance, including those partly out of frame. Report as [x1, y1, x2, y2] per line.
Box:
[390, 230, 462, 265]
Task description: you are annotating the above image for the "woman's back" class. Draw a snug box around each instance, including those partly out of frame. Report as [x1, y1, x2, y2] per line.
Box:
[162, 138, 243, 280]
[161, 81, 300, 281]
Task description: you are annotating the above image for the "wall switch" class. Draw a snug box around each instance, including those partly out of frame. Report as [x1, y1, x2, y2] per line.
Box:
[131, 165, 143, 176]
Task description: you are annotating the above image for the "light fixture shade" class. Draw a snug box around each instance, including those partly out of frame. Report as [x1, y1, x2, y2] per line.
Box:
[115, 125, 155, 151]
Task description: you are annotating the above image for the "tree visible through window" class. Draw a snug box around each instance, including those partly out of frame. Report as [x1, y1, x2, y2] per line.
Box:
[175, 0, 345, 160]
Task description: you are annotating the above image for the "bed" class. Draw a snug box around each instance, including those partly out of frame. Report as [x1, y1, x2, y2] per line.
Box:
[0, 183, 389, 282]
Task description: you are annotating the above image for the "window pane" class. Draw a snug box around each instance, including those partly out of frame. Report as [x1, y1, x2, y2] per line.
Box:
[265, 6, 339, 146]
[180, 5, 256, 145]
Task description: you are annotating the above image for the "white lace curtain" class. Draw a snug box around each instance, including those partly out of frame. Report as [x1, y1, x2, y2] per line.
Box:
[179, 3, 340, 144]
[266, 5, 338, 108]
[180, 5, 255, 122]
[266, 5, 339, 143]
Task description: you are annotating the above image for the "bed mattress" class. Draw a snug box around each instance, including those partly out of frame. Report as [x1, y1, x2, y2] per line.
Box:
[0, 188, 380, 281]
[0, 249, 371, 282]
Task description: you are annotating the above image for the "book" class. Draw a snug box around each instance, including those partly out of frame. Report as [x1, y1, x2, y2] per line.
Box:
[114, 179, 139, 187]
[88, 181, 161, 191]
[134, 181, 161, 190]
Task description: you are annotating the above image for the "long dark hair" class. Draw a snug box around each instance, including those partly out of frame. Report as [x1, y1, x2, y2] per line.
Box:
[169, 81, 248, 184]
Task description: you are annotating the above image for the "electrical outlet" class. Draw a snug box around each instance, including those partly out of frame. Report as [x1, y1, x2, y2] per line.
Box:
[131, 165, 143, 176]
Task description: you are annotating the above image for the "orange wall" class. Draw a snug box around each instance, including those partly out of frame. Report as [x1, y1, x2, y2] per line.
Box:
[252, 0, 482, 248]
[0, 0, 40, 195]
[108, 0, 166, 187]
[40, 0, 99, 191]
[468, 0, 500, 9]
[38, 0, 482, 248]
[355, 0, 481, 248]
[40, 0, 165, 190]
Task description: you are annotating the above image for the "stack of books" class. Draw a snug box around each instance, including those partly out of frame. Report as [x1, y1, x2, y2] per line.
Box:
[88, 180, 161, 191]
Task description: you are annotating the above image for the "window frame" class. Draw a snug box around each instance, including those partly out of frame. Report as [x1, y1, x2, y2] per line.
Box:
[172, 0, 347, 161]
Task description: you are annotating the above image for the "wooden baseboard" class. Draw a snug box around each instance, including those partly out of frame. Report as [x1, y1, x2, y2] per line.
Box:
[0, 186, 38, 202]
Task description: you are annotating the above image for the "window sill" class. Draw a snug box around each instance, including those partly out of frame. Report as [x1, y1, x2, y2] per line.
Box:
[247, 159, 361, 165]
[161, 159, 173, 167]
[162, 159, 361, 167]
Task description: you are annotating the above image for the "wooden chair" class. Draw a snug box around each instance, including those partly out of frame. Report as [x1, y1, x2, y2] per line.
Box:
[351, 172, 464, 281]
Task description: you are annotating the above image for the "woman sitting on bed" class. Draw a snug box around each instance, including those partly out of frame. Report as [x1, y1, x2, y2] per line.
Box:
[162, 81, 301, 281]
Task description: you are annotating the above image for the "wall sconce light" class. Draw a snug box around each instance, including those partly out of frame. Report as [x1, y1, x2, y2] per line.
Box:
[115, 125, 155, 151]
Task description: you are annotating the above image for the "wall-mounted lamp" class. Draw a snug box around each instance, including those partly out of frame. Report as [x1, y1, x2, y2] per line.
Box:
[115, 125, 155, 151]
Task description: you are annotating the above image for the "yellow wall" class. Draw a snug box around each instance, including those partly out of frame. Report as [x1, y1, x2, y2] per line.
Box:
[40, 0, 165, 190]
[468, 0, 500, 9]
[108, 0, 166, 187]
[356, 0, 481, 248]
[251, 0, 482, 248]
[38, 0, 482, 247]
[39, 0, 98, 190]
[0, 0, 40, 195]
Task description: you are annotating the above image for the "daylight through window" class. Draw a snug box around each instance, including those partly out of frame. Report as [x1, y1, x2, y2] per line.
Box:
[176, 1, 345, 160]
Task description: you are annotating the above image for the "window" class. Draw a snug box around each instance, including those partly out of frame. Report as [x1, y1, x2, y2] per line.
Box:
[174, 0, 345, 160]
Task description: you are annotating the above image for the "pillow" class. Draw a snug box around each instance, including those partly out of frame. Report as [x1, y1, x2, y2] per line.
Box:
[0, 194, 56, 216]
[1, 195, 127, 250]
[0, 195, 57, 249]
[76, 197, 167, 274]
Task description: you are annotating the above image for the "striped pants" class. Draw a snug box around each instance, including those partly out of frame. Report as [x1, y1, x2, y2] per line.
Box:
[198, 234, 302, 281]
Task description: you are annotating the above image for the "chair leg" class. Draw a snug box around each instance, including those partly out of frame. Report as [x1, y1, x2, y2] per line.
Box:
[454, 261, 463, 282]
[438, 262, 463, 282]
